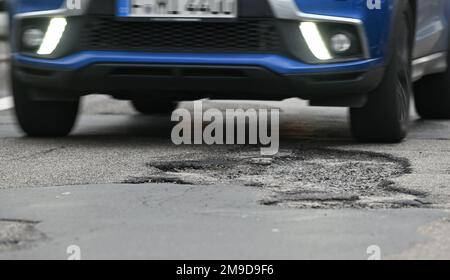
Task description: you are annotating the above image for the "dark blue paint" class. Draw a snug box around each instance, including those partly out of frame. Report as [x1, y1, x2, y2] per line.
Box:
[11, 0, 64, 13]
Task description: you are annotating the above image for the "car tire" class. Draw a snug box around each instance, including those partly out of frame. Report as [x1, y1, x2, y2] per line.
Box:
[12, 75, 79, 137]
[131, 99, 176, 115]
[350, 3, 413, 143]
[414, 58, 450, 119]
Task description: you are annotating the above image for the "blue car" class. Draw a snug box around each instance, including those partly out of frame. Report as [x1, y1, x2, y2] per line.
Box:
[7, 0, 450, 141]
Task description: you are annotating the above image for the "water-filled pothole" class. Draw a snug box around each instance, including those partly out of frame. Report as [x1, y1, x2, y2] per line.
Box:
[124, 148, 428, 209]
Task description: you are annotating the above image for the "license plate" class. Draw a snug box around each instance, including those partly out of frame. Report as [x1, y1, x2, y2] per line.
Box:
[118, 0, 238, 19]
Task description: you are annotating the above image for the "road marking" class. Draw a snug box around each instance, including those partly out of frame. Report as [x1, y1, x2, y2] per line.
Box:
[0, 96, 13, 111]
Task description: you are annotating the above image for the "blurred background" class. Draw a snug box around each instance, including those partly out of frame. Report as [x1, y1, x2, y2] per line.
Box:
[0, 0, 8, 56]
[0, 0, 10, 112]
[0, 0, 9, 108]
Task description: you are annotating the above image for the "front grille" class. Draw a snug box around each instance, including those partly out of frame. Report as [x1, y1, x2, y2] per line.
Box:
[78, 17, 282, 53]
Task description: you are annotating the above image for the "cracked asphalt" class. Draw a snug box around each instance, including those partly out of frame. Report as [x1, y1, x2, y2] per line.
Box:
[1, 54, 450, 259]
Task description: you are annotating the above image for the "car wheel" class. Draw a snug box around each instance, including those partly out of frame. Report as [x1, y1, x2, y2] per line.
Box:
[414, 58, 450, 119]
[350, 3, 413, 143]
[12, 75, 79, 137]
[131, 99, 176, 115]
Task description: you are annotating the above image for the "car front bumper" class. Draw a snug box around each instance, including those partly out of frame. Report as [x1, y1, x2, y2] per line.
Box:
[13, 51, 384, 106]
[10, 0, 392, 106]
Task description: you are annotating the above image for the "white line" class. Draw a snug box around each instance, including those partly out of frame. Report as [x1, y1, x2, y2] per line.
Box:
[0, 96, 13, 111]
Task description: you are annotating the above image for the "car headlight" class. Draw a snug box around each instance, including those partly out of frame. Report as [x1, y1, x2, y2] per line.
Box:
[330, 33, 352, 54]
[22, 28, 45, 48]
[300, 21, 364, 62]
[21, 17, 67, 56]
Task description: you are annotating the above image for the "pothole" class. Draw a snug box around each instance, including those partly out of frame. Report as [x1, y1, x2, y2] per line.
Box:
[0, 219, 47, 252]
[123, 147, 428, 209]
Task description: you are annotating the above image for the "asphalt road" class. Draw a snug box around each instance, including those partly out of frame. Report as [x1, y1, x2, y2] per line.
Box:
[1, 53, 450, 259]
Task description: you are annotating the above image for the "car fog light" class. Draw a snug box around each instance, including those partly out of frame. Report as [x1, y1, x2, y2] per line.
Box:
[22, 29, 45, 48]
[330, 33, 352, 53]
